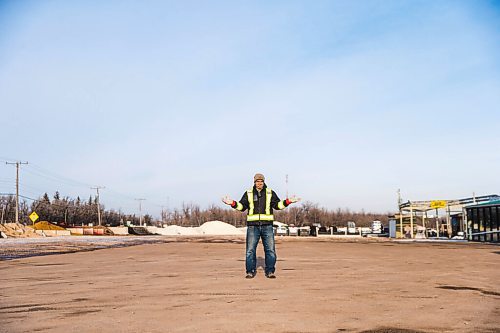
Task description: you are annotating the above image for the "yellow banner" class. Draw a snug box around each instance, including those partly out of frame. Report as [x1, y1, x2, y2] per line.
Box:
[430, 200, 447, 209]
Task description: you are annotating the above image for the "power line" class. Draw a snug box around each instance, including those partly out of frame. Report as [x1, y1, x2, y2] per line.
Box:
[104, 187, 137, 201]
[27, 163, 93, 188]
[22, 167, 83, 188]
[5, 160, 170, 218]
[25, 163, 154, 206]
[18, 194, 37, 201]
[19, 181, 52, 194]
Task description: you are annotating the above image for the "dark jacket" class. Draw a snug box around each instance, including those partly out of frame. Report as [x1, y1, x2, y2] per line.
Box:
[234, 184, 289, 225]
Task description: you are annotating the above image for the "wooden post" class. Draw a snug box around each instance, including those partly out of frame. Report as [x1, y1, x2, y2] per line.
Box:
[399, 211, 403, 239]
[410, 207, 414, 238]
[423, 211, 427, 238]
[446, 205, 451, 238]
[436, 208, 440, 238]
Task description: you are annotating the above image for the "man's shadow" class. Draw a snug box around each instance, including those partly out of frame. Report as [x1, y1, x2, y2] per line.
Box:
[257, 256, 265, 270]
[237, 257, 270, 271]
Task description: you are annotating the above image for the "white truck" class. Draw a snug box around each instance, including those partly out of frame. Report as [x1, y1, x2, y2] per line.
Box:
[371, 220, 383, 234]
[347, 221, 356, 234]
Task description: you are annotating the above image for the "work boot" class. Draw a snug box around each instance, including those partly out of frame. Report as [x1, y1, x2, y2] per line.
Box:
[265, 272, 276, 279]
[245, 272, 256, 279]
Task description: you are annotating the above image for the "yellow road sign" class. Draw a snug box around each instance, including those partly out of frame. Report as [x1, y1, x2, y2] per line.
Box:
[430, 200, 447, 209]
[29, 212, 39, 223]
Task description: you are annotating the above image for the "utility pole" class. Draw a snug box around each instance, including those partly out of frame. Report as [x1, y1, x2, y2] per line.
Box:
[285, 174, 289, 225]
[5, 161, 28, 224]
[166, 196, 170, 225]
[397, 189, 402, 239]
[160, 205, 165, 227]
[91, 186, 105, 226]
[1, 204, 5, 224]
[135, 198, 146, 226]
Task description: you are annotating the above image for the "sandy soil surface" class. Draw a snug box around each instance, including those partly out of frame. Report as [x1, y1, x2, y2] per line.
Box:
[0, 237, 499, 333]
[0, 236, 174, 260]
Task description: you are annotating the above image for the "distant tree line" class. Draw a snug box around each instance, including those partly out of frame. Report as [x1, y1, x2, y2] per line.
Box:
[162, 201, 391, 228]
[0, 192, 152, 227]
[1, 193, 391, 228]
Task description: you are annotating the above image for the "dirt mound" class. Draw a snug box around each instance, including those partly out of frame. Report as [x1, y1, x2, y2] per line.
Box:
[91, 226, 115, 235]
[33, 221, 66, 230]
[0, 223, 42, 238]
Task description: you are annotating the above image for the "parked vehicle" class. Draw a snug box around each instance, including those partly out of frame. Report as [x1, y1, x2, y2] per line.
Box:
[427, 228, 438, 237]
[360, 227, 371, 235]
[415, 226, 426, 239]
[371, 220, 383, 234]
[347, 221, 356, 234]
[298, 226, 310, 236]
[452, 231, 466, 240]
[318, 226, 329, 235]
[275, 225, 288, 236]
[288, 225, 298, 236]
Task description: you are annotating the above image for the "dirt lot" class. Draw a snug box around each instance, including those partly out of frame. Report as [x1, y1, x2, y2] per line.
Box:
[0, 237, 498, 333]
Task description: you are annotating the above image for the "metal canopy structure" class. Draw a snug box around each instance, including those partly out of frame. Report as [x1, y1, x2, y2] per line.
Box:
[397, 194, 500, 239]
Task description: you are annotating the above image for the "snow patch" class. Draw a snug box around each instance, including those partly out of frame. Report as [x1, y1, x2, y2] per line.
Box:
[147, 221, 244, 236]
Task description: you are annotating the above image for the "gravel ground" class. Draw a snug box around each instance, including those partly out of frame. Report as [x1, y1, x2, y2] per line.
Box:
[0, 236, 175, 260]
[0, 237, 498, 333]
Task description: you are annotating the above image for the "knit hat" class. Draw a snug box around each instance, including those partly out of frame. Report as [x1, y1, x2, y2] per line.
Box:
[254, 173, 265, 182]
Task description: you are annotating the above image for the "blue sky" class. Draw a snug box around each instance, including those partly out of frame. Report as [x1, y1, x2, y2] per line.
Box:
[1, 0, 499, 217]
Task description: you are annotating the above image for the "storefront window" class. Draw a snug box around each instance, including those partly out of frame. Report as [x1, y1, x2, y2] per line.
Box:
[478, 208, 484, 242]
[467, 205, 499, 243]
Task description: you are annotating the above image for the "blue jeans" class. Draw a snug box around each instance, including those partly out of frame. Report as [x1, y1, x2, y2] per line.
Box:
[246, 224, 276, 275]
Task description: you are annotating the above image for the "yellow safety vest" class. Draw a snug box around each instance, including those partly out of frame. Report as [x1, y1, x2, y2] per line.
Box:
[247, 188, 274, 222]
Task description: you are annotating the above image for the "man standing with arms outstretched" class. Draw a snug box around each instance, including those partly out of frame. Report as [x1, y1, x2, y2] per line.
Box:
[222, 173, 300, 279]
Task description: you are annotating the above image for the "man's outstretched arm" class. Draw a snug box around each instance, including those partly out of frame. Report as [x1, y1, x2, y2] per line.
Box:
[222, 192, 249, 212]
[271, 191, 301, 210]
